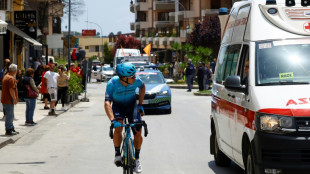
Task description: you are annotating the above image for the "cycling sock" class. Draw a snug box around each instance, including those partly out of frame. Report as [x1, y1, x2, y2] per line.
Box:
[135, 149, 140, 159]
[115, 146, 121, 156]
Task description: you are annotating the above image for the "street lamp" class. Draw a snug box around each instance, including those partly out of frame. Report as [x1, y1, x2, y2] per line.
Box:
[85, 21, 104, 62]
[68, 0, 71, 67]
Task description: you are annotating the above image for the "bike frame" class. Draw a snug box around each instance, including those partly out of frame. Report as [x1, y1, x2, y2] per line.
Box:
[122, 118, 136, 162]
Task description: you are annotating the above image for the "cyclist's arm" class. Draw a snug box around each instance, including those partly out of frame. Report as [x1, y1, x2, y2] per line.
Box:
[138, 84, 145, 105]
[104, 101, 115, 121]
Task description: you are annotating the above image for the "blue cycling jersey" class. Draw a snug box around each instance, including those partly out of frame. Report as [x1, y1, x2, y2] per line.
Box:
[105, 76, 143, 106]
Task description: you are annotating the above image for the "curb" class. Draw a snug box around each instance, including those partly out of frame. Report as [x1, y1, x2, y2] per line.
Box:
[193, 92, 212, 96]
[0, 99, 80, 149]
[168, 84, 199, 89]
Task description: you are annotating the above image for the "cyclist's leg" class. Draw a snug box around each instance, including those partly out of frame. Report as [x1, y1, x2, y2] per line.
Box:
[129, 104, 143, 152]
[112, 105, 124, 149]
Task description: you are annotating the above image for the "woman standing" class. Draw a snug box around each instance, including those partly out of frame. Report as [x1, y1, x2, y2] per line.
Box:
[22, 68, 40, 126]
[56, 65, 70, 111]
[41, 65, 50, 109]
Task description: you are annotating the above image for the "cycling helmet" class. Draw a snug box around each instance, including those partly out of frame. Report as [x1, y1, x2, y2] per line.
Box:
[116, 62, 136, 77]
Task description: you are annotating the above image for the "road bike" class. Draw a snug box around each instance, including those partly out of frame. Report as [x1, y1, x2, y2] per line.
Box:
[110, 118, 148, 174]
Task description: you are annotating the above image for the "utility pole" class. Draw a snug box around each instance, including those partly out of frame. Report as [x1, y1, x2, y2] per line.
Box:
[67, 0, 71, 67]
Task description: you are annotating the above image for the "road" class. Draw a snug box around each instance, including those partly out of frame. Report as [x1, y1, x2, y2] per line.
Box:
[0, 82, 243, 174]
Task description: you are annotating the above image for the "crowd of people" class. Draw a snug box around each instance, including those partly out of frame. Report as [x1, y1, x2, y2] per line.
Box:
[0, 58, 85, 136]
[163, 58, 217, 92]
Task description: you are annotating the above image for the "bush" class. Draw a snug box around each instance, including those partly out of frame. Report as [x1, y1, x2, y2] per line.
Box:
[68, 72, 83, 94]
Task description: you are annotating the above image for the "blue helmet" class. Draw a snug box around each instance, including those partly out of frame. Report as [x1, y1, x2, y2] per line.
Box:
[116, 62, 136, 77]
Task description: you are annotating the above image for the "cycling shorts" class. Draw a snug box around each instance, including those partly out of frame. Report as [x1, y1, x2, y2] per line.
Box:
[112, 103, 142, 131]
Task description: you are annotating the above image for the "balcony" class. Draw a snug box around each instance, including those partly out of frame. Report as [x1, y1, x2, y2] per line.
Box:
[147, 37, 153, 44]
[154, 21, 174, 28]
[169, 10, 195, 22]
[201, 9, 219, 17]
[160, 37, 168, 46]
[135, 21, 149, 30]
[130, 4, 135, 13]
[141, 37, 147, 45]
[153, 37, 159, 45]
[130, 22, 135, 31]
[153, 0, 175, 11]
[135, 2, 148, 11]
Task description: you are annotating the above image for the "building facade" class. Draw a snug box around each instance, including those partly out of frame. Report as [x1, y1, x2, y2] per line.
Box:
[130, 0, 235, 62]
[0, 0, 64, 69]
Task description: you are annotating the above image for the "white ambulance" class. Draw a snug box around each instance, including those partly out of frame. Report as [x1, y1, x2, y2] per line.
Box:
[210, 0, 310, 174]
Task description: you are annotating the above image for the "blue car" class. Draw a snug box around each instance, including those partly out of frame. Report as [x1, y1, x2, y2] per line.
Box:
[135, 69, 171, 114]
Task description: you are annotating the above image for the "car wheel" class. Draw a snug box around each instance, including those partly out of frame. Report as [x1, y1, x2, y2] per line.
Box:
[245, 145, 255, 174]
[214, 132, 231, 166]
[165, 108, 171, 114]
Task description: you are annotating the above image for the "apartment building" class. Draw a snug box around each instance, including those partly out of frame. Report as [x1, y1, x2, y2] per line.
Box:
[130, 0, 235, 60]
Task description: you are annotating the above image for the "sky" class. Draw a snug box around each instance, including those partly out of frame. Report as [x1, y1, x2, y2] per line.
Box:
[61, 0, 134, 36]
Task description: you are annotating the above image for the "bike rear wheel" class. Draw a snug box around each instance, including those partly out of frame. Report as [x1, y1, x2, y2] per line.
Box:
[123, 139, 134, 174]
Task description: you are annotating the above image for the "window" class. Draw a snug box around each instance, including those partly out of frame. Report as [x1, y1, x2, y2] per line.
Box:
[216, 44, 242, 84]
[85, 46, 89, 49]
[95, 45, 99, 52]
[0, 0, 8, 10]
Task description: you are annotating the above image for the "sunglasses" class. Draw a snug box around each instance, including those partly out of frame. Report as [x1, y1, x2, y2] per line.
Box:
[129, 75, 136, 79]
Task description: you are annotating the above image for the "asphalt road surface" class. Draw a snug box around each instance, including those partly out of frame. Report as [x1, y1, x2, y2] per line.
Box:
[0, 82, 244, 174]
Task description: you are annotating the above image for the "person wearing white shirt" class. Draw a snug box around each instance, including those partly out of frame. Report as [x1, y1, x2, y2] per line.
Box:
[43, 63, 59, 115]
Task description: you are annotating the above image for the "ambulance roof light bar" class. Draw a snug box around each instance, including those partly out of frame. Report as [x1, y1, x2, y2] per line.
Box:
[266, 0, 276, 5]
[286, 0, 295, 6]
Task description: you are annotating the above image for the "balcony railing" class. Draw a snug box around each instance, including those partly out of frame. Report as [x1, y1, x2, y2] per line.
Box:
[154, 21, 174, 28]
[153, 0, 175, 10]
[135, 21, 149, 29]
[169, 10, 195, 21]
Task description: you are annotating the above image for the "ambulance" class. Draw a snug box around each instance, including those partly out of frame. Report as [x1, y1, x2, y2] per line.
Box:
[210, 0, 310, 174]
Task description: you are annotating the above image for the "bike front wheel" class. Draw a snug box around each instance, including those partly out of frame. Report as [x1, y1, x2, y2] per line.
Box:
[123, 139, 134, 174]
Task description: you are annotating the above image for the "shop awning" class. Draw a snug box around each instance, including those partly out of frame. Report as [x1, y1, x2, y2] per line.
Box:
[7, 23, 42, 47]
[0, 20, 7, 34]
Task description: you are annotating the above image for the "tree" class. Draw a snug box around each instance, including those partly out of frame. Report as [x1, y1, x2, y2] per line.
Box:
[112, 35, 141, 57]
[171, 42, 181, 60]
[182, 43, 194, 61]
[96, 32, 100, 36]
[195, 46, 213, 63]
[188, 15, 221, 58]
[117, 31, 122, 35]
[62, 0, 85, 17]
[103, 42, 113, 64]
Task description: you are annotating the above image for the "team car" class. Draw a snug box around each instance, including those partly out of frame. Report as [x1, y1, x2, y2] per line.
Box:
[135, 69, 171, 114]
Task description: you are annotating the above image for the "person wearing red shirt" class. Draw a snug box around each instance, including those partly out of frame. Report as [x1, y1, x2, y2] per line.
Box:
[41, 65, 50, 109]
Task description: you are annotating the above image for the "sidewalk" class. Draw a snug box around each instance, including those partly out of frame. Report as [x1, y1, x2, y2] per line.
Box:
[0, 95, 80, 149]
[168, 84, 211, 96]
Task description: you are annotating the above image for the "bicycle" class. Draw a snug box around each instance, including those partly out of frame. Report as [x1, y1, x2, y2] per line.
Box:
[110, 118, 148, 174]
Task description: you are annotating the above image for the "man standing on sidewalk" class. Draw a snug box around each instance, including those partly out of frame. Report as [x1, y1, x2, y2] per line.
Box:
[185, 59, 195, 92]
[1, 64, 19, 135]
[44, 63, 59, 115]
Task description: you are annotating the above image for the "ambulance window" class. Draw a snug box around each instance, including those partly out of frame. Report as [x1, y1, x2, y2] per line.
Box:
[215, 46, 228, 84]
[223, 44, 242, 81]
[238, 45, 249, 84]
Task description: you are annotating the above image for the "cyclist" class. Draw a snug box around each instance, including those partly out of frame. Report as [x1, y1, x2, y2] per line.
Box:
[104, 62, 145, 173]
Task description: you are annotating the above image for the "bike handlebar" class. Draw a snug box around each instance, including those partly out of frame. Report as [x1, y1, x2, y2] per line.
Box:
[109, 120, 148, 139]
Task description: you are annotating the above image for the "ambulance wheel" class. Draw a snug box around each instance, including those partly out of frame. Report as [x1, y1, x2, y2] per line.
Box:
[214, 133, 231, 166]
[245, 146, 255, 174]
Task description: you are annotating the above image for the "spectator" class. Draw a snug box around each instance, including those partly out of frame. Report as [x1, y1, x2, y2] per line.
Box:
[56, 65, 70, 111]
[0, 58, 11, 120]
[70, 63, 78, 74]
[203, 63, 212, 90]
[197, 62, 205, 91]
[185, 59, 195, 92]
[77, 47, 86, 62]
[34, 65, 44, 86]
[22, 68, 40, 126]
[1, 64, 19, 135]
[16, 69, 24, 102]
[41, 65, 50, 110]
[71, 48, 77, 62]
[210, 58, 216, 74]
[48, 58, 54, 66]
[169, 62, 174, 78]
[44, 63, 59, 115]
[32, 57, 41, 71]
